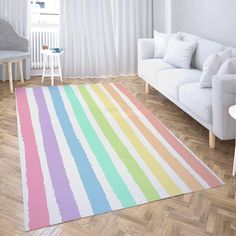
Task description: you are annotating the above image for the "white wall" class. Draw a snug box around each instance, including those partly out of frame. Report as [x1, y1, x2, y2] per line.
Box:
[154, 0, 236, 47]
[153, 0, 171, 33]
[153, 0, 165, 32]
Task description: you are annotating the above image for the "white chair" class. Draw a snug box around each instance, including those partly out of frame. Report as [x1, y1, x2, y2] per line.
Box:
[0, 18, 30, 94]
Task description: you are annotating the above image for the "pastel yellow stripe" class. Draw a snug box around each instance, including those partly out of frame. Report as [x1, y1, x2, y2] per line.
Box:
[91, 84, 182, 196]
[104, 83, 204, 191]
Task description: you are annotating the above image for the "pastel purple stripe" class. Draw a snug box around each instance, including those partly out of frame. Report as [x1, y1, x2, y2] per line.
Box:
[33, 87, 80, 221]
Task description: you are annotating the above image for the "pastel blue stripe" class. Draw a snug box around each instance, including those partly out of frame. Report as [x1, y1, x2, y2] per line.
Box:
[48, 86, 111, 214]
[64, 85, 136, 207]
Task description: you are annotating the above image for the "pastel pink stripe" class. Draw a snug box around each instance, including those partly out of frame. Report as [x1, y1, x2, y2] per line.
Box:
[16, 88, 49, 230]
[115, 83, 222, 187]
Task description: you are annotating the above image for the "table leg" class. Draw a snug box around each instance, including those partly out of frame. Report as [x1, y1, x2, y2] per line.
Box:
[51, 56, 54, 86]
[42, 55, 47, 83]
[7, 62, 13, 94]
[57, 55, 63, 83]
[18, 60, 24, 84]
[233, 140, 236, 176]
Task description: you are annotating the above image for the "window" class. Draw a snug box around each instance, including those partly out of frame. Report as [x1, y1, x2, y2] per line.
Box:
[31, 0, 59, 25]
[31, 0, 60, 72]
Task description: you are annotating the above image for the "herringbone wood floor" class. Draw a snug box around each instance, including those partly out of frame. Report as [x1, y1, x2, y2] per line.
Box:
[0, 76, 235, 236]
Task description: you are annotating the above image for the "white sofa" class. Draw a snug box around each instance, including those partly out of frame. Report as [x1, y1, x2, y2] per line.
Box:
[138, 32, 236, 148]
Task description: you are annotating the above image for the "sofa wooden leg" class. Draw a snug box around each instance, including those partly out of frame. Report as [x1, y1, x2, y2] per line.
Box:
[209, 131, 216, 149]
[145, 82, 150, 94]
[232, 144, 236, 176]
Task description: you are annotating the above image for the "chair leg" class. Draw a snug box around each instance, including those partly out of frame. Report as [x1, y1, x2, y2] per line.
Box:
[209, 131, 216, 149]
[18, 60, 24, 84]
[7, 62, 13, 94]
[145, 82, 150, 94]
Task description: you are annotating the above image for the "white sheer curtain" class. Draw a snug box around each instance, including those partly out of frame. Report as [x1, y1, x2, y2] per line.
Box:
[112, 0, 153, 75]
[0, 0, 30, 81]
[60, 0, 153, 78]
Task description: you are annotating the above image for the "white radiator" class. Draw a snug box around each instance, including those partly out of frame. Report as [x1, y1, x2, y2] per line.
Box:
[31, 27, 59, 70]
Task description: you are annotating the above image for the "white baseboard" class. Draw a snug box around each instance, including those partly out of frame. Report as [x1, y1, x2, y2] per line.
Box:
[31, 69, 60, 77]
[30, 69, 43, 77]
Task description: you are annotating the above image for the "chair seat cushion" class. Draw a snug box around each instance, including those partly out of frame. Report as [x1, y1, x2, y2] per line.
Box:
[139, 59, 175, 81]
[0, 50, 30, 63]
[154, 69, 202, 100]
[179, 82, 212, 123]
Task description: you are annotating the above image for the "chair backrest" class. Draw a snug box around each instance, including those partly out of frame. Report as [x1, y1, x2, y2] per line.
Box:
[0, 18, 29, 52]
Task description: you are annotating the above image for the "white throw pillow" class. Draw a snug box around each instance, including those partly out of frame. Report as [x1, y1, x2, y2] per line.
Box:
[218, 57, 236, 75]
[199, 49, 232, 88]
[153, 31, 181, 58]
[153, 31, 171, 58]
[163, 38, 197, 69]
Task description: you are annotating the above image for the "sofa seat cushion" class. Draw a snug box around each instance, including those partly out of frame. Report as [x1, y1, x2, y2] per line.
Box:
[179, 83, 212, 123]
[153, 69, 202, 100]
[139, 59, 175, 81]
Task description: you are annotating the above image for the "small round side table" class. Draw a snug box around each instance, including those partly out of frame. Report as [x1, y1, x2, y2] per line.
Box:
[41, 49, 63, 86]
[229, 105, 236, 176]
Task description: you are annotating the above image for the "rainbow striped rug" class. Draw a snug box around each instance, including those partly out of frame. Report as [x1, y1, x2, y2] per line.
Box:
[16, 83, 223, 231]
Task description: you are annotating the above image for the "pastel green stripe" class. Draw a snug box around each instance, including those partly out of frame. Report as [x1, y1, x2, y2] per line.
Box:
[92, 84, 182, 196]
[64, 86, 136, 207]
[78, 85, 160, 201]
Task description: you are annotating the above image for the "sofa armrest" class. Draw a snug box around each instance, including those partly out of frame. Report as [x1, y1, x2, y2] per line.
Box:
[138, 38, 154, 61]
[212, 74, 236, 140]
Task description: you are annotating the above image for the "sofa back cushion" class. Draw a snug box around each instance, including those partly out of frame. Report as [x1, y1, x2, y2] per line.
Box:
[193, 39, 225, 70]
[179, 32, 200, 43]
[153, 31, 181, 58]
[230, 47, 236, 57]
[153, 31, 171, 58]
